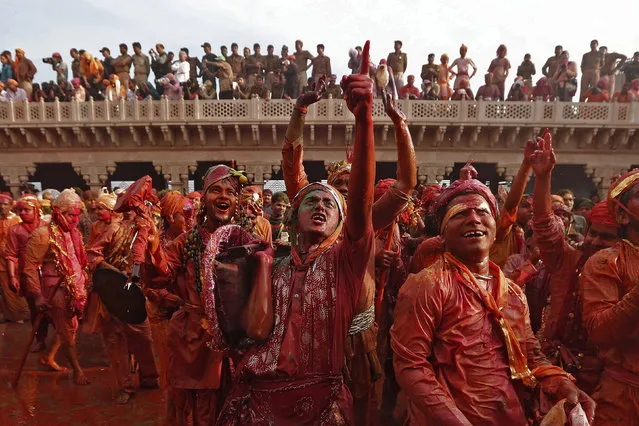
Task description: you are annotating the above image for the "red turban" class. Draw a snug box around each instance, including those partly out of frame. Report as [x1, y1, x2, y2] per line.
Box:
[420, 184, 442, 212]
[187, 191, 201, 200]
[434, 161, 498, 228]
[374, 178, 396, 202]
[161, 191, 188, 218]
[202, 165, 247, 196]
[607, 169, 639, 223]
[16, 194, 39, 210]
[588, 201, 619, 228]
[114, 175, 158, 213]
[0, 192, 13, 203]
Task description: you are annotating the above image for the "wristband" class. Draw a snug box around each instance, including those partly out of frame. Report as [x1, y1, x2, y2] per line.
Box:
[294, 104, 308, 114]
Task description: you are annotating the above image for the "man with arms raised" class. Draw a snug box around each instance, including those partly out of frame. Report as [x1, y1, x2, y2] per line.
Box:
[391, 154, 594, 425]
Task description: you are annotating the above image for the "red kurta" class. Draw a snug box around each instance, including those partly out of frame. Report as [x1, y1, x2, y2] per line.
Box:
[391, 256, 550, 425]
[218, 225, 374, 425]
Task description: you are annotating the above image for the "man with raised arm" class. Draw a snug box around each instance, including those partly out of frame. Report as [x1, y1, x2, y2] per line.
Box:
[216, 40, 377, 426]
[391, 152, 594, 425]
[280, 51, 416, 426]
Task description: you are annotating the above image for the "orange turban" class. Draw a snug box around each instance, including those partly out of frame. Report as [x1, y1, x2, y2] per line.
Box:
[326, 161, 351, 187]
[160, 191, 187, 218]
[16, 194, 39, 210]
[588, 201, 618, 228]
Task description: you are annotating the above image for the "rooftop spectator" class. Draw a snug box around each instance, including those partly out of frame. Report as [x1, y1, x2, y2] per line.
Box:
[421, 79, 439, 100]
[0, 78, 28, 102]
[80, 52, 104, 88]
[201, 42, 218, 95]
[399, 74, 421, 100]
[46, 52, 68, 85]
[387, 40, 407, 89]
[531, 76, 553, 101]
[184, 79, 200, 100]
[324, 74, 342, 99]
[71, 78, 86, 101]
[438, 53, 452, 100]
[611, 83, 636, 103]
[227, 43, 244, 77]
[271, 73, 285, 99]
[249, 75, 270, 100]
[282, 57, 299, 99]
[451, 78, 474, 100]
[420, 53, 439, 84]
[126, 79, 137, 101]
[149, 43, 170, 82]
[137, 81, 160, 100]
[70, 48, 81, 79]
[264, 44, 280, 91]
[580, 39, 601, 98]
[251, 43, 265, 75]
[517, 53, 536, 91]
[15, 48, 37, 98]
[220, 45, 228, 60]
[199, 80, 216, 100]
[598, 46, 626, 95]
[450, 44, 477, 93]
[621, 51, 639, 83]
[132, 42, 150, 86]
[159, 74, 182, 100]
[294, 39, 314, 93]
[180, 47, 201, 83]
[171, 50, 190, 84]
[487, 44, 511, 101]
[112, 43, 132, 89]
[476, 72, 501, 101]
[104, 74, 126, 102]
[347, 46, 362, 74]
[243, 46, 261, 87]
[542, 45, 563, 78]
[209, 57, 233, 100]
[30, 82, 43, 102]
[552, 50, 578, 101]
[582, 78, 610, 102]
[1, 50, 15, 83]
[506, 77, 529, 101]
[99, 47, 115, 79]
[312, 44, 331, 85]
[234, 76, 250, 100]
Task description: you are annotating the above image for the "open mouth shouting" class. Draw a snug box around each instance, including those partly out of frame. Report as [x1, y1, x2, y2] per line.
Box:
[214, 200, 232, 216]
[312, 212, 327, 225]
[463, 230, 487, 240]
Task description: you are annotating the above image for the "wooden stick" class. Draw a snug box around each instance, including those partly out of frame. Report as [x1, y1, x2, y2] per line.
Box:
[12, 279, 63, 389]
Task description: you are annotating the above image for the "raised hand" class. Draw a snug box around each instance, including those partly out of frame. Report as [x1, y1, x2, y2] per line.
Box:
[382, 88, 406, 123]
[341, 41, 374, 120]
[529, 129, 556, 178]
[296, 76, 327, 108]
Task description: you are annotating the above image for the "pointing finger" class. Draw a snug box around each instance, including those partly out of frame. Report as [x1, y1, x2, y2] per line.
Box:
[359, 40, 370, 76]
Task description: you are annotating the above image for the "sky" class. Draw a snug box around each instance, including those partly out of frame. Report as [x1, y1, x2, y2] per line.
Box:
[4, 0, 638, 92]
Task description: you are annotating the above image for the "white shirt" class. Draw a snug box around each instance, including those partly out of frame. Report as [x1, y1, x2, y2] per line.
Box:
[172, 61, 190, 83]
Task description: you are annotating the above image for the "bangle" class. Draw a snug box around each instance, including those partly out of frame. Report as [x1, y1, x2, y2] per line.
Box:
[294, 104, 307, 114]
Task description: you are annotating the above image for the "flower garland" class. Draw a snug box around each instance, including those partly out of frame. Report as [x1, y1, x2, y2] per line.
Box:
[48, 223, 88, 316]
[182, 224, 206, 295]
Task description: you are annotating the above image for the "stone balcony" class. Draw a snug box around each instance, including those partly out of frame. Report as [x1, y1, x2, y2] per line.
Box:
[1, 98, 638, 196]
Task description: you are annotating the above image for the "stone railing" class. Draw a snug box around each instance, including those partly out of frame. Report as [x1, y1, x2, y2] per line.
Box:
[1, 97, 637, 127]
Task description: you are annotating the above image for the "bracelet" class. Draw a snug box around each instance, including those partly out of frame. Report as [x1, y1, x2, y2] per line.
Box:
[294, 104, 307, 114]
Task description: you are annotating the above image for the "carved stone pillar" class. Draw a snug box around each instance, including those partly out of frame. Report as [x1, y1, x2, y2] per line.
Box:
[237, 162, 278, 185]
[496, 163, 523, 184]
[73, 163, 110, 192]
[153, 163, 191, 194]
[417, 163, 454, 185]
[586, 164, 631, 200]
[0, 164, 35, 197]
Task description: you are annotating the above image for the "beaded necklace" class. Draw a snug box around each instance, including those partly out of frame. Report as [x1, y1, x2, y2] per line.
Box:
[183, 224, 206, 295]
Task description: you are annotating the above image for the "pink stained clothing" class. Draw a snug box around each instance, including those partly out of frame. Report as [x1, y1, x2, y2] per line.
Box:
[217, 225, 374, 425]
[488, 57, 511, 83]
[391, 256, 550, 425]
[6, 221, 42, 274]
[476, 84, 501, 101]
[451, 57, 476, 89]
[398, 85, 421, 100]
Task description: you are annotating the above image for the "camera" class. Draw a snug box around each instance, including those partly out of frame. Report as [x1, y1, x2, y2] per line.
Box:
[42, 57, 56, 64]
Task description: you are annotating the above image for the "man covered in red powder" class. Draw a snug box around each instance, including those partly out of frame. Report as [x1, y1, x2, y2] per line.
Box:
[23, 189, 90, 385]
[530, 135, 619, 394]
[580, 169, 639, 425]
[216, 40, 377, 425]
[280, 47, 416, 425]
[390, 144, 594, 425]
[6, 195, 49, 352]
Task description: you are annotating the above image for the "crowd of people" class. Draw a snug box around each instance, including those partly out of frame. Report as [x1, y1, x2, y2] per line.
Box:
[2, 41, 639, 425]
[1, 39, 638, 105]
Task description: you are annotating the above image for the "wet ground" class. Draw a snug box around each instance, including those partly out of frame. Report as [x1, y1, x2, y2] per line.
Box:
[0, 322, 165, 425]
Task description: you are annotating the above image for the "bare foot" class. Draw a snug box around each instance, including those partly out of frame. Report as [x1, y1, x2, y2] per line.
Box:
[30, 341, 46, 353]
[39, 357, 68, 372]
[73, 371, 90, 385]
[115, 391, 133, 404]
